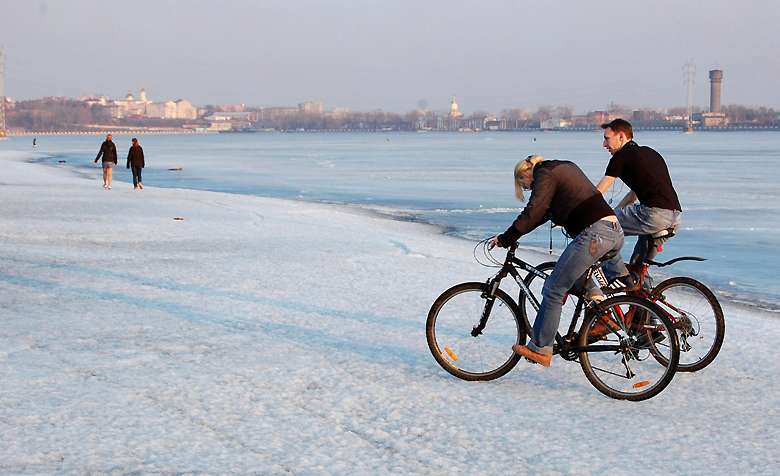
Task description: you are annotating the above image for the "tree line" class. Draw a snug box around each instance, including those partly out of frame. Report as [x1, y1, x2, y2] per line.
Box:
[6, 98, 778, 132]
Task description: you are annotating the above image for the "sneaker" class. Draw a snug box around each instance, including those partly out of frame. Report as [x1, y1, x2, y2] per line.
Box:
[512, 345, 552, 367]
[134, 186, 138, 190]
[601, 274, 639, 294]
[103, 184, 107, 188]
[107, 185, 111, 189]
[139, 183, 143, 190]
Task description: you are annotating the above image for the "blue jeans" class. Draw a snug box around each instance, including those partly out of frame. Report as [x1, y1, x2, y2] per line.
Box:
[602, 203, 682, 284]
[528, 220, 625, 355]
[131, 166, 143, 186]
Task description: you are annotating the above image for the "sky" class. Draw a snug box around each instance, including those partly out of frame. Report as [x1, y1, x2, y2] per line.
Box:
[1, 0, 779, 115]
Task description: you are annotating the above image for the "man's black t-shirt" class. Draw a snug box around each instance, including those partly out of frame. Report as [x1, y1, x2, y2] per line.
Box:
[605, 141, 681, 211]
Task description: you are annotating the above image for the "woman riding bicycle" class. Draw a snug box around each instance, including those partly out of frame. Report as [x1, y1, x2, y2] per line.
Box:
[491, 156, 627, 367]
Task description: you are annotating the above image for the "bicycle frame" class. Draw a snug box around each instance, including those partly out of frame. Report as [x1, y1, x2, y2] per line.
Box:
[427, 239, 682, 399]
[487, 244, 624, 358]
[593, 253, 706, 312]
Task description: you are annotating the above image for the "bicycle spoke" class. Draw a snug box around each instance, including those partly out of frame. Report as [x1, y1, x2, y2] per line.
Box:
[427, 282, 523, 381]
[579, 296, 679, 401]
[652, 277, 725, 372]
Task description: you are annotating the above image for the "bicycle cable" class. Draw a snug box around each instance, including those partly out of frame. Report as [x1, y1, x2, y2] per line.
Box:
[473, 237, 504, 268]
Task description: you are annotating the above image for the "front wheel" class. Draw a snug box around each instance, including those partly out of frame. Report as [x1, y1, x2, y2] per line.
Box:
[652, 277, 725, 372]
[579, 295, 680, 401]
[426, 282, 524, 381]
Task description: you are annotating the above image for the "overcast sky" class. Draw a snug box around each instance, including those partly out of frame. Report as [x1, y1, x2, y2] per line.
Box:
[2, 0, 778, 115]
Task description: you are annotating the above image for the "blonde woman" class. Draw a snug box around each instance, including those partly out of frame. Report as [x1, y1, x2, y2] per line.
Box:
[94, 133, 118, 189]
[491, 156, 626, 367]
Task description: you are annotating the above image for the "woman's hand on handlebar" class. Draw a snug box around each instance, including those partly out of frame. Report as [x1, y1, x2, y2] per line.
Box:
[490, 235, 502, 249]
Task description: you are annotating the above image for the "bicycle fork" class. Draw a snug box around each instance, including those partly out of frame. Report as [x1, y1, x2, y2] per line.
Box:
[472, 276, 503, 337]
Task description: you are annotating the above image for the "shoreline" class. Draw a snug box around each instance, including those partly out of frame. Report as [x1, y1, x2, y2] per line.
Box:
[22, 149, 780, 315]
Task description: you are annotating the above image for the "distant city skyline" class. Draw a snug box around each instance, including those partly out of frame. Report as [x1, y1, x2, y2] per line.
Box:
[2, 0, 779, 115]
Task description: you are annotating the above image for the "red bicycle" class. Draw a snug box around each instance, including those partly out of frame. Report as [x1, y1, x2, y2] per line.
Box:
[522, 229, 724, 372]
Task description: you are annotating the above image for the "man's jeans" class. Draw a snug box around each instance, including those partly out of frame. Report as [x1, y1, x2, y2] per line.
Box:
[602, 203, 682, 285]
[528, 220, 625, 355]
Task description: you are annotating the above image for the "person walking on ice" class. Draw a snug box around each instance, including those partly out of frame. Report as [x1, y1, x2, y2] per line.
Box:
[94, 134, 118, 189]
[126, 138, 145, 190]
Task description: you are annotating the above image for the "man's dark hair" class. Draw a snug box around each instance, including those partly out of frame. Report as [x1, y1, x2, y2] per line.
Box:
[601, 118, 633, 140]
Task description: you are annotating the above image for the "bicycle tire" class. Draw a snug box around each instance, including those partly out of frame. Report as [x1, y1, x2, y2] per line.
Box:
[651, 277, 725, 372]
[518, 261, 581, 341]
[426, 282, 524, 381]
[578, 295, 680, 401]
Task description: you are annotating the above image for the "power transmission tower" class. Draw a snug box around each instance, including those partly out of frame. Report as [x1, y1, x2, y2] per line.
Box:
[683, 60, 695, 133]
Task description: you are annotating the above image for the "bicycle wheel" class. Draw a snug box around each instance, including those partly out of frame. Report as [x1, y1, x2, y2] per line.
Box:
[578, 295, 679, 401]
[652, 277, 725, 372]
[518, 261, 579, 340]
[426, 282, 524, 381]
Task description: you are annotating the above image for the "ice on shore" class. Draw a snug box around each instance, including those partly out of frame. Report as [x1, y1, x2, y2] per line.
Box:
[0, 151, 778, 475]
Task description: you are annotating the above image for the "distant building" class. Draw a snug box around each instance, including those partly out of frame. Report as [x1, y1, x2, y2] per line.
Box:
[540, 118, 571, 129]
[693, 70, 729, 127]
[695, 112, 728, 127]
[175, 99, 197, 119]
[145, 101, 171, 119]
[101, 86, 196, 119]
[448, 95, 462, 118]
[587, 111, 610, 125]
[204, 110, 259, 122]
[484, 116, 505, 131]
[298, 101, 323, 113]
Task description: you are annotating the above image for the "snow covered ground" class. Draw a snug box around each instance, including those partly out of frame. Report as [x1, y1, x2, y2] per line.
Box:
[1, 151, 778, 475]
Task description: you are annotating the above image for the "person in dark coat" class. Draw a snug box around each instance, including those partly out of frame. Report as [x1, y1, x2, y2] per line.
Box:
[94, 134, 118, 189]
[126, 138, 145, 190]
[492, 155, 625, 367]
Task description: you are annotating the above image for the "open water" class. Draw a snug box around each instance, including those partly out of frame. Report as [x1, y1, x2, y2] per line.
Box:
[9, 130, 780, 311]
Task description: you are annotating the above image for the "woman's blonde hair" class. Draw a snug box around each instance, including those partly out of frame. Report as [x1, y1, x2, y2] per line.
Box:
[514, 155, 545, 201]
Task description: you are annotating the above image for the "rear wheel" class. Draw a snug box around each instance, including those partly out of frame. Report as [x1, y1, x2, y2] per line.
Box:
[651, 277, 724, 372]
[427, 282, 524, 381]
[579, 295, 679, 401]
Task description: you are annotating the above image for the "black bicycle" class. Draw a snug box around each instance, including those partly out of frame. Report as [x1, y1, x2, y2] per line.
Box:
[426, 239, 680, 401]
[522, 229, 725, 372]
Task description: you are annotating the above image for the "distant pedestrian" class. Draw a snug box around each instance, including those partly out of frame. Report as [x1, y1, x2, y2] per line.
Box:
[126, 137, 145, 190]
[94, 134, 118, 189]
[33, 137, 37, 148]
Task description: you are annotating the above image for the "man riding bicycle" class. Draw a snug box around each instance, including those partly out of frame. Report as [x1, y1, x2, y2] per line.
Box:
[595, 119, 682, 294]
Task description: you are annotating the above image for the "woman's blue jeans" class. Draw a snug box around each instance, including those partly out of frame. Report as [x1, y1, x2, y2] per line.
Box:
[528, 220, 625, 355]
[131, 166, 143, 186]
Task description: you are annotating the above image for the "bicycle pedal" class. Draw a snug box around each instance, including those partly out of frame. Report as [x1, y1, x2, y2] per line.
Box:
[524, 357, 540, 365]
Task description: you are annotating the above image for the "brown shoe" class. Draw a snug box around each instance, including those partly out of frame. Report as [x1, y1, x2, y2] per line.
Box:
[587, 315, 622, 339]
[512, 345, 552, 367]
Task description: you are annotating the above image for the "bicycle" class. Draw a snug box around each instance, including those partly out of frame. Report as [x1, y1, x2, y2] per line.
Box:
[521, 229, 725, 372]
[426, 239, 680, 401]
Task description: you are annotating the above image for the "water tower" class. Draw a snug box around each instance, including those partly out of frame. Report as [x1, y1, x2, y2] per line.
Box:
[709, 70, 723, 114]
